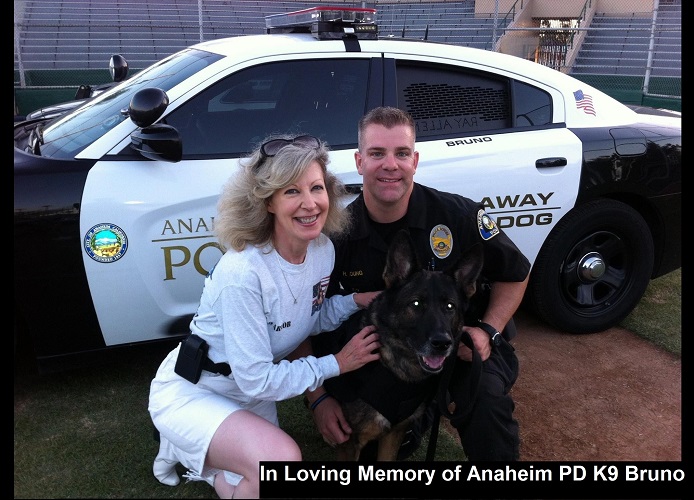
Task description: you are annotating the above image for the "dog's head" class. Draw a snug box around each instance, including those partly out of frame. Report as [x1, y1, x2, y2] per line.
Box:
[367, 229, 483, 381]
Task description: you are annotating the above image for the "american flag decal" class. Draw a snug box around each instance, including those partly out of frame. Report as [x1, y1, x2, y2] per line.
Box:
[311, 276, 331, 315]
[574, 90, 596, 116]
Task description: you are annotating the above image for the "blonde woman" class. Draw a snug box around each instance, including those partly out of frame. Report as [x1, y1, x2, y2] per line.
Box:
[149, 134, 380, 498]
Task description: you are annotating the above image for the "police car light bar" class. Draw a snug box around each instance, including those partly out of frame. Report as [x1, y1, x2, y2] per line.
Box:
[265, 6, 378, 40]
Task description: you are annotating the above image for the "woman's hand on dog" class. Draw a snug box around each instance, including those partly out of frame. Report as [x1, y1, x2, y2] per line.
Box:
[335, 325, 380, 374]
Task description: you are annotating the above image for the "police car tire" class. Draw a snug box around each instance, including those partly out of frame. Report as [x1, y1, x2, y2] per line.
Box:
[528, 199, 654, 334]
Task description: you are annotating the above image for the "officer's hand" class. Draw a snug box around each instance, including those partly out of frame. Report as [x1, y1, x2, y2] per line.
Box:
[458, 327, 492, 361]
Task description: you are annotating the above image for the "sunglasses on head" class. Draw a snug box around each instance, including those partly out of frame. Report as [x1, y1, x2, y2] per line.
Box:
[259, 134, 321, 159]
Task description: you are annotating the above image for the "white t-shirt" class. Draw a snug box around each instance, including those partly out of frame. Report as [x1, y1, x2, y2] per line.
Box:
[189, 232, 359, 400]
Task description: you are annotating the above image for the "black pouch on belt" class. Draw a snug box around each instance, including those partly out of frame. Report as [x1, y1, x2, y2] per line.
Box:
[174, 334, 209, 384]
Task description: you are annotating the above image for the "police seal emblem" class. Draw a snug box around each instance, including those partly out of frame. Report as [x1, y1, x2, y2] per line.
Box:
[429, 224, 453, 259]
[477, 209, 499, 240]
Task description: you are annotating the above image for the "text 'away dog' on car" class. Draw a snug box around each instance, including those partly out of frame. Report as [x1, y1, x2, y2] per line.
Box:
[14, 6, 681, 372]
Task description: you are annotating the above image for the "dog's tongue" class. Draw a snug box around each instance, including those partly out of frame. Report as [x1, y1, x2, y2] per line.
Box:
[423, 355, 446, 370]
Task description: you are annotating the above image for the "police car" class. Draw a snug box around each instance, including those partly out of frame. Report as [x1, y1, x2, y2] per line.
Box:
[14, 7, 681, 371]
[17, 55, 130, 122]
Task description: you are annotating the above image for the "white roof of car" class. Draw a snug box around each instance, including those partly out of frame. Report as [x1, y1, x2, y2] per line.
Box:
[190, 33, 640, 128]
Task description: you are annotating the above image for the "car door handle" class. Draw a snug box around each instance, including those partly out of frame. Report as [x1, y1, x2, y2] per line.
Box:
[345, 184, 363, 194]
[536, 157, 567, 168]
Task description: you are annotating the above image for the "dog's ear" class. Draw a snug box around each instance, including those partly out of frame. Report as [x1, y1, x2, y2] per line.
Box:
[382, 229, 420, 288]
[452, 243, 484, 298]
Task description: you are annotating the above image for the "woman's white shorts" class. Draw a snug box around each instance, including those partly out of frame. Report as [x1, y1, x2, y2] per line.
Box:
[148, 344, 278, 486]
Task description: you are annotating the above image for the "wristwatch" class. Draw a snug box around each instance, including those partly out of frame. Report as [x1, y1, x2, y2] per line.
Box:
[477, 321, 502, 347]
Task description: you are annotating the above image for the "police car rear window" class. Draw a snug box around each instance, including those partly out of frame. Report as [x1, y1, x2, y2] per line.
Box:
[395, 62, 510, 138]
[395, 61, 551, 139]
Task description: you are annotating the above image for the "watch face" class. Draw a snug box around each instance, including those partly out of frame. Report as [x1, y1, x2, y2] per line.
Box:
[477, 321, 502, 346]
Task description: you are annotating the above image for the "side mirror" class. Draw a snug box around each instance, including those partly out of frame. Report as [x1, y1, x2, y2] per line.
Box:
[110, 54, 129, 82]
[130, 124, 182, 163]
[129, 88, 169, 128]
[74, 84, 92, 99]
[128, 88, 182, 162]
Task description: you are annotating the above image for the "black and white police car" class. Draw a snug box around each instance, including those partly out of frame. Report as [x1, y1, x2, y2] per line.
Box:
[14, 7, 681, 371]
[16, 54, 130, 122]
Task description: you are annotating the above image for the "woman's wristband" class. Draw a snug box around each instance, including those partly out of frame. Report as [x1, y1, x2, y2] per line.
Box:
[309, 392, 332, 411]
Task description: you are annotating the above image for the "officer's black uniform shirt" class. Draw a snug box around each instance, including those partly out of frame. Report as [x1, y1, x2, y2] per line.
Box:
[327, 183, 530, 312]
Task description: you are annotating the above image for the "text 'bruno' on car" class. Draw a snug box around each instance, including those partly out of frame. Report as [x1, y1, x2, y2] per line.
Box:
[14, 6, 681, 372]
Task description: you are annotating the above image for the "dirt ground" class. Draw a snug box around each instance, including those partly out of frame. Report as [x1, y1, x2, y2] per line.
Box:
[486, 308, 682, 461]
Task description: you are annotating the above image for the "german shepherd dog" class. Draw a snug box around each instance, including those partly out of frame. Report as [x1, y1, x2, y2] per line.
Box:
[323, 229, 484, 461]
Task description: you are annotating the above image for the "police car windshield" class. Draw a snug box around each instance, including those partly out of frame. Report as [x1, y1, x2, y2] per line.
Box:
[39, 49, 224, 159]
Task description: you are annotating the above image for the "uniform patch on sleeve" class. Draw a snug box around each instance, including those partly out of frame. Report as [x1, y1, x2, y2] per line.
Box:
[477, 209, 499, 240]
[430, 224, 453, 259]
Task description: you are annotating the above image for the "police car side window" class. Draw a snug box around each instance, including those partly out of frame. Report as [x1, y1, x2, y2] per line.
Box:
[165, 59, 370, 157]
[513, 81, 552, 127]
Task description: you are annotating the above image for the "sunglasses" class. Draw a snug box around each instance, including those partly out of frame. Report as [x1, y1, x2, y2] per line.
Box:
[259, 134, 321, 160]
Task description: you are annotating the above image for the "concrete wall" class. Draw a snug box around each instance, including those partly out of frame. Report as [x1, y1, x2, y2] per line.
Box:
[594, 0, 653, 16]
[476, 0, 654, 17]
[492, 0, 652, 70]
[496, 0, 534, 58]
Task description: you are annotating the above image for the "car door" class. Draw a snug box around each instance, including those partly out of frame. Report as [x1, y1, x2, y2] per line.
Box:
[382, 56, 584, 264]
[79, 57, 374, 347]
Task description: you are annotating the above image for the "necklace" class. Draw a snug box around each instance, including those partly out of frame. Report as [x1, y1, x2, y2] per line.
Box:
[276, 253, 306, 304]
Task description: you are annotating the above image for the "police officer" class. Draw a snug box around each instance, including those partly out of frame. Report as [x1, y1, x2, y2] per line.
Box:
[307, 106, 530, 461]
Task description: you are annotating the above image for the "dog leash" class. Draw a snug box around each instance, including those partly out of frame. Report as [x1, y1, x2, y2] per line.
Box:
[425, 328, 482, 461]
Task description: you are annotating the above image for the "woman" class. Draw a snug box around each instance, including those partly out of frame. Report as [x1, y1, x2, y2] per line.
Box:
[148, 134, 381, 498]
